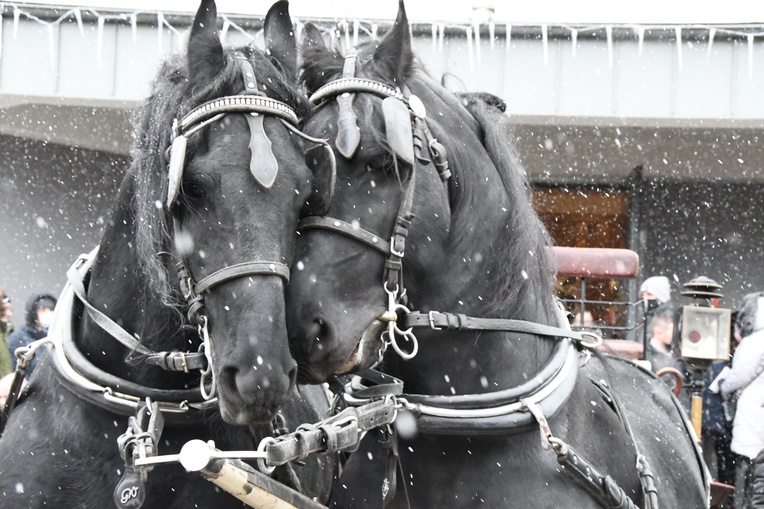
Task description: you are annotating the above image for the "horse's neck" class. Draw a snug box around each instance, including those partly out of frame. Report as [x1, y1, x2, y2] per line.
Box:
[400, 253, 556, 396]
[395, 122, 556, 395]
[77, 178, 187, 387]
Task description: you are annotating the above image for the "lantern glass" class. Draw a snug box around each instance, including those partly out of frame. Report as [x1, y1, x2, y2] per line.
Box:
[680, 306, 731, 361]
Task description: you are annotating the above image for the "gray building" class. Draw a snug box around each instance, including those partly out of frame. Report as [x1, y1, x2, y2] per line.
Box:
[0, 4, 762, 319]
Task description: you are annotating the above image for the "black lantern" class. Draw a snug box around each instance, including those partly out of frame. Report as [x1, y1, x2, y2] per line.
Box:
[677, 276, 731, 439]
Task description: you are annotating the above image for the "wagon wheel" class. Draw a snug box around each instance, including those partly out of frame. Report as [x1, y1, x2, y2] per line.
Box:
[656, 367, 683, 397]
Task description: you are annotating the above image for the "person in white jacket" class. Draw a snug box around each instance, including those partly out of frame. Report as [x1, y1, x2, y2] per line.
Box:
[721, 292, 764, 508]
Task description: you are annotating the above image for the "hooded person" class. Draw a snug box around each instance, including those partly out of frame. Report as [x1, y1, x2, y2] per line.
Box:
[6, 293, 56, 377]
[640, 275, 672, 313]
[720, 292, 764, 507]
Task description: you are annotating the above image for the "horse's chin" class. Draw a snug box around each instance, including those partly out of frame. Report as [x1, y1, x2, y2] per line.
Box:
[336, 319, 387, 375]
[219, 403, 278, 426]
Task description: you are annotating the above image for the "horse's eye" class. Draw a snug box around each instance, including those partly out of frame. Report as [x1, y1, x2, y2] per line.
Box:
[182, 174, 211, 201]
[366, 156, 394, 173]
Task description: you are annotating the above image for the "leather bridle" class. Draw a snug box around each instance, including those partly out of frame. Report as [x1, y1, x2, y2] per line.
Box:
[164, 54, 334, 399]
[297, 50, 669, 509]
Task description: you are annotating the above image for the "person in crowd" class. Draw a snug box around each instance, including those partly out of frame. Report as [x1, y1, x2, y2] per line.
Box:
[752, 448, 764, 508]
[718, 292, 764, 508]
[705, 360, 738, 504]
[645, 311, 675, 373]
[640, 275, 673, 328]
[0, 289, 14, 377]
[6, 293, 56, 377]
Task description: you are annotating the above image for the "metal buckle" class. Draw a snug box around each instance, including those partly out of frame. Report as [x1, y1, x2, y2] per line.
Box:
[389, 235, 405, 258]
[428, 311, 442, 330]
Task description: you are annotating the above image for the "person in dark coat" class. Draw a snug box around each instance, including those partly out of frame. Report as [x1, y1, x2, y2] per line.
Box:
[752, 449, 764, 508]
[704, 361, 737, 503]
[6, 293, 56, 377]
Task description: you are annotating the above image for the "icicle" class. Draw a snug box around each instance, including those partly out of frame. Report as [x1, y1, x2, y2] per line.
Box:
[571, 28, 578, 58]
[489, 20, 495, 50]
[505, 24, 512, 57]
[466, 26, 474, 71]
[431, 23, 437, 50]
[329, 27, 337, 47]
[706, 28, 716, 59]
[606, 25, 613, 68]
[343, 20, 349, 51]
[74, 8, 84, 37]
[12, 6, 20, 39]
[353, 20, 359, 47]
[637, 26, 644, 57]
[221, 18, 230, 44]
[292, 18, 305, 46]
[748, 34, 754, 78]
[438, 23, 444, 51]
[96, 16, 104, 66]
[473, 21, 481, 66]
[157, 13, 164, 54]
[542, 23, 548, 66]
[131, 13, 137, 43]
[46, 23, 55, 67]
[675, 26, 682, 70]
[371, 23, 377, 39]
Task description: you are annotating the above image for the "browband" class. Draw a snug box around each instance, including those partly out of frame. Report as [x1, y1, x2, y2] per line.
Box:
[309, 77, 405, 105]
[177, 95, 298, 136]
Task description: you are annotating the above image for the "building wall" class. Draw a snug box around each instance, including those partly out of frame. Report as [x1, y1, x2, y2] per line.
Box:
[0, 135, 126, 307]
[638, 179, 764, 309]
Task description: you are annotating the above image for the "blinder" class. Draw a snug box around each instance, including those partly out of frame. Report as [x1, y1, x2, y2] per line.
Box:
[303, 143, 337, 216]
[382, 97, 415, 167]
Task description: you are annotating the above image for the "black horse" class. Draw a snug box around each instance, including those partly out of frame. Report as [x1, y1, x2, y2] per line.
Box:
[0, 1, 334, 507]
[287, 3, 709, 508]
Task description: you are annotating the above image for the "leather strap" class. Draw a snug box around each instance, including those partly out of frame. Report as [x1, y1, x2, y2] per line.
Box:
[145, 351, 207, 373]
[403, 311, 584, 342]
[400, 337, 570, 410]
[335, 48, 361, 159]
[298, 216, 390, 254]
[310, 77, 406, 105]
[194, 261, 290, 295]
[263, 399, 397, 466]
[556, 445, 640, 509]
[66, 252, 154, 357]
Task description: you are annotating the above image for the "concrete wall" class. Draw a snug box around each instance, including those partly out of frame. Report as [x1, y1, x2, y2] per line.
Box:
[0, 135, 126, 312]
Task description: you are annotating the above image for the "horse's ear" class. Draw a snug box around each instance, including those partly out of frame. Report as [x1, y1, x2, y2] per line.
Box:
[373, 0, 413, 82]
[264, 1, 297, 82]
[301, 22, 326, 50]
[187, 0, 225, 85]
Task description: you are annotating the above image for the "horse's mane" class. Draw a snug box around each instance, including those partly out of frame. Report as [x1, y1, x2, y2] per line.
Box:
[130, 46, 310, 305]
[301, 43, 555, 321]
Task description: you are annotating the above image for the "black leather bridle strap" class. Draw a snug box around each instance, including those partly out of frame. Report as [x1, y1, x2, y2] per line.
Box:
[194, 261, 290, 295]
[298, 217, 391, 254]
[298, 167, 416, 293]
[402, 311, 584, 342]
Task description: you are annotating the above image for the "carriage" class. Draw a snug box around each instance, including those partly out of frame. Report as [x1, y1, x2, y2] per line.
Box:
[0, 1, 712, 508]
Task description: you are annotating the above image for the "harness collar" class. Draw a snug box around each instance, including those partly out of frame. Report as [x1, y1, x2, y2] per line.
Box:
[47, 250, 217, 424]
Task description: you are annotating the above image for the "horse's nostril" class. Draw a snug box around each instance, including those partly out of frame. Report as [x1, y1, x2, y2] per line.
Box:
[309, 318, 332, 352]
[287, 365, 298, 396]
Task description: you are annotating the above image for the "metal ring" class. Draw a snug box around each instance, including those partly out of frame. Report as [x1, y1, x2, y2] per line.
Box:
[256, 437, 278, 474]
[578, 331, 603, 349]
